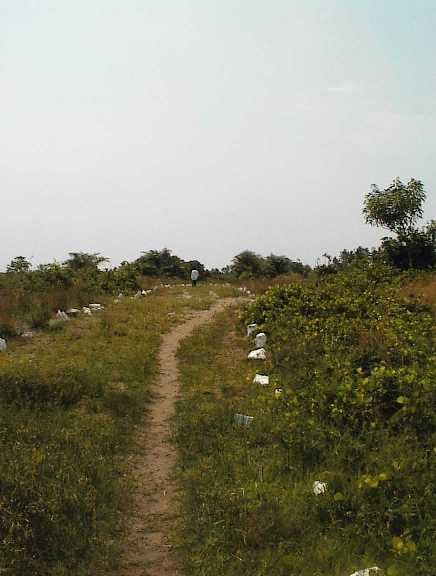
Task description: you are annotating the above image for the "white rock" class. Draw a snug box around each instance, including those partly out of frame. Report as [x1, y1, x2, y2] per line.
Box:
[253, 374, 269, 386]
[313, 480, 328, 495]
[255, 332, 267, 348]
[247, 323, 257, 337]
[82, 307, 92, 316]
[0, 338, 7, 352]
[89, 303, 104, 310]
[349, 568, 381, 576]
[248, 348, 266, 360]
[234, 413, 253, 426]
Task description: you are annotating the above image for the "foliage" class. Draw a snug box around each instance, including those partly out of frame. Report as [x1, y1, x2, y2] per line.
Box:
[363, 178, 435, 269]
[231, 250, 310, 279]
[0, 285, 234, 575]
[177, 267, 436, 575]
[6, 256, 32, 274]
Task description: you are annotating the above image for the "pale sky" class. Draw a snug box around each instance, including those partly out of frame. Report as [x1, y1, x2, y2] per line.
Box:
[1, 0, 435, 270]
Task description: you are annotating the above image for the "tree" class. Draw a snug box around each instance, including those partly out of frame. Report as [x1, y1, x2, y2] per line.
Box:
[363, 178, 434, 269]
[64, 252, 109, 271]
[6, 256, 32, 273]
[231, 251, 265, 278]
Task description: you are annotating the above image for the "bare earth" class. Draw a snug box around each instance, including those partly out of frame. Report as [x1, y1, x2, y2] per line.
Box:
[116, 299, 238, 576]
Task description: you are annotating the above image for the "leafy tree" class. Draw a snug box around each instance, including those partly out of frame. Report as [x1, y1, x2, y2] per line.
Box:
[364, 178, 435, 269]
[231, 251, 265, 278]
[6, 256, 32, 273]
[134, 249, 192, 278]
[363, 178, 426, 238]
[65, 252, 109, 271]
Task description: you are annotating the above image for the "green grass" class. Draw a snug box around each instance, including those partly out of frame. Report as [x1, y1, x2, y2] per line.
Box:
[0, 285, 239, 575]
[175, 269, 435, 576]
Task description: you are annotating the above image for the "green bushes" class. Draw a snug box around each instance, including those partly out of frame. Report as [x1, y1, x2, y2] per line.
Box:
[176, 268, 435, 575]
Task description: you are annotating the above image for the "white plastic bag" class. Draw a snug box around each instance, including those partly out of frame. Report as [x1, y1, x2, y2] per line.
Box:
[247, 323, 257, 336]
[313, 480, 328, 495]
[234, 413, 253, 426]
[248, 348, 266, 360]
[255, 332, 267, 348]
[253, 374, 269, 386]
[349, 568, 381, 576]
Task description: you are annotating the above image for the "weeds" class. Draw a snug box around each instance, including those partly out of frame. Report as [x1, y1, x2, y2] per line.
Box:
[0, 285, 235, 575]
[176, 268, 435, 576]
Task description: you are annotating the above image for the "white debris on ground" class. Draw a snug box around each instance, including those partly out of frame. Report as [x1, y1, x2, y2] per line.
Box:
[89, 303, 104, 311]
[253, 374, 269, 386]
[21, 331, 34, 338]
[255, 332, 267, 348]
[247, 323, 257, 337]
[66, 308, 81, 317]
[313, 480, 328, 495]
[82, 307, 92, 316]
[234, 413, 253, 426]
[349, 568, 381, 576]
[0, 338, 7, 352]
[248, 348, 266, 360]
[56, 310, 69, 321]
[274, 388, 283, 398]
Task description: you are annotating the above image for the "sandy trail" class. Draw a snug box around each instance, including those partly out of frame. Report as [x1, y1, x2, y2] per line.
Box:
[117, 298, 238, 576]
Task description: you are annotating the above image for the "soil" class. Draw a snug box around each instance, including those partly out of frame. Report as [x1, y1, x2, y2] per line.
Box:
[116, 298, 239, 576]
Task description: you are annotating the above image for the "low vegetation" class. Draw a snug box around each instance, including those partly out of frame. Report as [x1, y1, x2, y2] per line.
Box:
[0, 285, 236, 575]
[176, 266, 435, 576]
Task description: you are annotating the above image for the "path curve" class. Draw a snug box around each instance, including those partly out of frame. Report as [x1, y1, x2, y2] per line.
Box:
[117, 298, 239, 576]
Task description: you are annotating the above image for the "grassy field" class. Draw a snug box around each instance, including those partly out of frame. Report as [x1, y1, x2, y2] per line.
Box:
[176, 268, 435, 576]
[0, 284, 237, 575]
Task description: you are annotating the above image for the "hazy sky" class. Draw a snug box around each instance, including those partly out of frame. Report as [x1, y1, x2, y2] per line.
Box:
[1, 0, 435, 270]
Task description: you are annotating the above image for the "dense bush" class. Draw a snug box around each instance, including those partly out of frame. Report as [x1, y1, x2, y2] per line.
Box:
[244, 266, 435, 574]
[176, 266, 435, 576]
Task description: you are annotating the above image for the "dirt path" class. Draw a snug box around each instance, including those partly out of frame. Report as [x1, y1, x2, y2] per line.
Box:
[117, 299, 239, 576]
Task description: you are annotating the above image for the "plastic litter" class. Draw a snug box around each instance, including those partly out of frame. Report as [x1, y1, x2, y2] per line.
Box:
[234, 413, 253, 426]
[349, 568, 381, 576]
[253, 374, 269, 386]
[89, 303, 104, 311]
[66, 308, 80, 317]
[255, 332, 267, 348]
[21, 331, 34, 338]
[82, 307, 92, 316]
[274, 388, 283, 398]
[313, 480, 328, 495]
[0, 338, 7, 352]
[247, 323, 257, 336]
[248, 348, 266, 360]
[56, 310, 69, 321]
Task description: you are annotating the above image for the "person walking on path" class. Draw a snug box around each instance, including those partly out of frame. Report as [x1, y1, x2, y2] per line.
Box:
[191, 269, 199, 287]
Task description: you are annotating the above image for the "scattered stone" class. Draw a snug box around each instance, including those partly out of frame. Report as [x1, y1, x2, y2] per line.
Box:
[247, 323, 257, 337]
[0, 338, 7, 352]
[234, 413, 253, 426]
[253, 374, 269, 386]
[255, 332, 267, 348]
[313, 480, 328, 495]
[248, 348, 266, 360]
